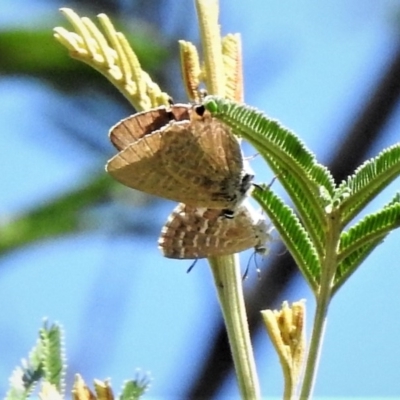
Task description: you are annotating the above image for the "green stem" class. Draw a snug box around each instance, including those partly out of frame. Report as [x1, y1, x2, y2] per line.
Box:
[300, 213, 340, 399]
[283, 372, 294, 400]
[208, 254, 261, 399]
[299, 288, 329, 399]
[196, 1, 257, 397]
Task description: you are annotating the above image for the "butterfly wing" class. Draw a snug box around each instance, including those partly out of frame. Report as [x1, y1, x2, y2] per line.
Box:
[106, 131, 184, 199]
[160, 115, 249, 209]
[158, 204, 260, 259]
[106, 106, 251, 208]
[109, 105, 191, 151]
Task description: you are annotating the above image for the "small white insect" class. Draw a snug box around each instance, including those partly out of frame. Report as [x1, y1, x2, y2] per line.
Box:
[158, 201, 272, 259]
[106, 104, 254, 213]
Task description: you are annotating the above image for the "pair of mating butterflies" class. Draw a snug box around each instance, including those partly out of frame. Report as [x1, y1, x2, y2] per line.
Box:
[106, 104, 271, 259]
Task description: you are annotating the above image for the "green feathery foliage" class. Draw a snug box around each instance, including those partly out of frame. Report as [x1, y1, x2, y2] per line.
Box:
[338, 144, 400, 226]
[39, 322, 65, 392]
[5, 322, 150, 400]
[253, 186, 320, 291]
[204, 96, 400, 294]
[334, 193, 400, 293]
[0, 174, 112, 256]
[203, 97, 335, 260]
[5, 322, 64, 400]
[119, 373, 152, 400]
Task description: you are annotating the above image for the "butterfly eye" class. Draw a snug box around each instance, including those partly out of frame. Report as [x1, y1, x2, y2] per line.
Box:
[194, 104, 206, 116]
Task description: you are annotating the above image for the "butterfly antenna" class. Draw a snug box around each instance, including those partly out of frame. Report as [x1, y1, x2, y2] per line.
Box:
[187, 258, 199, 273]
[254, 252, 262, 280]
[242, 253, 254, 281]
[253, 175, 278, 192]
[244, 153, 259, 161]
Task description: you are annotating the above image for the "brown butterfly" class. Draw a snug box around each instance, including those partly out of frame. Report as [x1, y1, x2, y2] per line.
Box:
[106, 105, 253, 213]
[158, 201, 272, 259]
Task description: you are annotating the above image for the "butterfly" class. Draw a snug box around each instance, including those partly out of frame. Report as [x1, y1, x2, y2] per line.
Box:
[158, 201, 271, 259]
[106, 104, 253, 214]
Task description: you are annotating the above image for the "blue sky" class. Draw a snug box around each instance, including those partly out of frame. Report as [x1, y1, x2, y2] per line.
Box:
[1, 1, 400, 399]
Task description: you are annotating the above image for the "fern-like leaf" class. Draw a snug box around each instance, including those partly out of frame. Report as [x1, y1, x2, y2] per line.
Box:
[5, 329, 45, 400]
[119, 371, 152, 400]
[334, 194, 400, 292]
[204, 96, 334, 251]
[40, 322, 65, 393]
[338, 143, 400, 226]
[204, 96, 335, 191]
[253, 186, 320, 291]
[339, 198, 400, 262]
[265, 157, 327, 258]
[333, 237, 384, 295]
[5, 363, 43, 400]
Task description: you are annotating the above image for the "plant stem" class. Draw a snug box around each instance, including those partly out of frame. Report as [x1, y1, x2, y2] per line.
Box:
[195, 1, 258, 397]
[300, 212, 340, 399]
[208, 254, 261, 399]
[299, 289, 329, 399]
